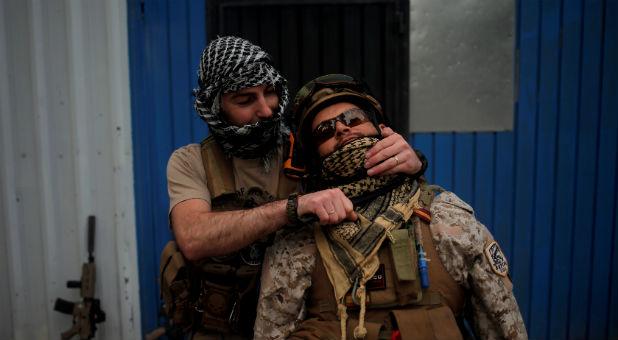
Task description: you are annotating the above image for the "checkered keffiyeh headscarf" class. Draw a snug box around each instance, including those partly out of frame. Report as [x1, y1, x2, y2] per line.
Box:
[194, 36, 290, 161]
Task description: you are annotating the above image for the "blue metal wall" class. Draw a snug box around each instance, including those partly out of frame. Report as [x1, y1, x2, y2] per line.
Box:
[127, 0, 208, 334]
[127, 0, 617, 338]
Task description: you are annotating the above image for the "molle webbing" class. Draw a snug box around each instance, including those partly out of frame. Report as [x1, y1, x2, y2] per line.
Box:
[308, 241, 438, 317]
[159, 241, 196, 333]
[390, 229, 418, 282]
[200, 135, 235, 199]
[418, 216, 466, 316]
[159, 137, 298, 338]
[303, 186, 466, 339]
[199, 135, 298, 201]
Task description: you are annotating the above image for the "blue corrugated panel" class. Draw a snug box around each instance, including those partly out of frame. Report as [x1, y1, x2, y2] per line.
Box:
[170, 1, 193, 148]
[588, 0, 617, 338]
[513, 0, 540, 325]
[548, 0, 582, 337]
[127, 0, 207, 335]
[474, 133, 496, 234]
[127, 0, 618, 338]
[147, 1, 175, 334]
[494, 130, 516, 259]
[189, 1, 208, 141]
[433, 133, 454, 190]
[453, 134, 475, 206]
[127, 1, 159, 334]
[569, 0, 605, 337]
[529, 0, 561, 337]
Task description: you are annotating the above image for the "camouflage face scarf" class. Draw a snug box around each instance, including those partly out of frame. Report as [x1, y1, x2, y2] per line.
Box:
[314, 137, 421, 301]
[193, 36, 290, 166]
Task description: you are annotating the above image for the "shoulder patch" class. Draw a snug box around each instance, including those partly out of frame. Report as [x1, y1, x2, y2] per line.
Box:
[484, 240, 509, 277]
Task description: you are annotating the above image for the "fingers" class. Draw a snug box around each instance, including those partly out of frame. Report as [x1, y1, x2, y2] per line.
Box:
[365, 129, 401, 163]
[297, 188, 357, 226]
[379, 126, 395, 137]
[365, 129, 422, 176]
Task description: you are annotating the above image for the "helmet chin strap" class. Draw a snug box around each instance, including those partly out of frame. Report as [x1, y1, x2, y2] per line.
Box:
[374, 124, 383, 136]
[361, 105, 384, 137]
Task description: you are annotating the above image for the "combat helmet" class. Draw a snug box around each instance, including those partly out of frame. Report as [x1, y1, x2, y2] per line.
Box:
[291, 74, 385, 163]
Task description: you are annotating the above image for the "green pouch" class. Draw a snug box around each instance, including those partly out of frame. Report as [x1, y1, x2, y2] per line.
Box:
[390, 229, 418, 281]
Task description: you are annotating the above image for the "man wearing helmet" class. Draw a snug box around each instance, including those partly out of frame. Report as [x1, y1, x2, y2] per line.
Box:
[254, 74, 527, 340]
[163, 38, 424, 339]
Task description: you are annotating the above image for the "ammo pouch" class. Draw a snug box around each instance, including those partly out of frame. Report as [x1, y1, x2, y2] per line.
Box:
[159, 240, 262, 337]
[159, 241, 196, 333]
[343, 228, 426, 311]
[196, 262, 260, 336]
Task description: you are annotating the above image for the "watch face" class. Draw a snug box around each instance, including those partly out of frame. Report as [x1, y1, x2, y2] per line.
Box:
[240, 242, 265, 266]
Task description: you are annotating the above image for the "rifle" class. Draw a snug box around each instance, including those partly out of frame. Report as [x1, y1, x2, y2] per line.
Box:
[54, 215, 106, 340]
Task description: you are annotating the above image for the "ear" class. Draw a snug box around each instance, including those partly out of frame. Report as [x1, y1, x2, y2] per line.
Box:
[378, 123, 386, 130]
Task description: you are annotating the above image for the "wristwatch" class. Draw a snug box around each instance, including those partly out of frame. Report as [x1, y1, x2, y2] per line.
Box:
[415, 149, 429, 177]
[286, 193, 301, 226]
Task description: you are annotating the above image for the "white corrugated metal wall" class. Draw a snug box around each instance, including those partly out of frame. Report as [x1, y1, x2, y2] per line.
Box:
[0, 1, 141, 339]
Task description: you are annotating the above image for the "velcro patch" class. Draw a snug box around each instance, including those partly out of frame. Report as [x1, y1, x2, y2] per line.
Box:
[484, 241, 508, 277]
[366, 264, 386, 290]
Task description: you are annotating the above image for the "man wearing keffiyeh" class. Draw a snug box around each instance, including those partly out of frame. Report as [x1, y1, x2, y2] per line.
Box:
[254, 74, 528, 340]
[163, 38, 424, 339]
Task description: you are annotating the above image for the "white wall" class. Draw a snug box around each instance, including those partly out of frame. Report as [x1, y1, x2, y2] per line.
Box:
[0, 1, 141, 339]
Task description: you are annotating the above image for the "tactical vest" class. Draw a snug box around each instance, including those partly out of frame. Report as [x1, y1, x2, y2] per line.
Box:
[290, 190, 466, 340]
[159, 136, 298, 338]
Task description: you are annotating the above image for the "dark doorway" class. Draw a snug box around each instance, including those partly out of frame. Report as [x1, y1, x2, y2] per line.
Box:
[207, 0, 410, 134]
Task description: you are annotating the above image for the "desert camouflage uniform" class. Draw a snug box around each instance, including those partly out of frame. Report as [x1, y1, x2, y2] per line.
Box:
[254, 191, 528, 339]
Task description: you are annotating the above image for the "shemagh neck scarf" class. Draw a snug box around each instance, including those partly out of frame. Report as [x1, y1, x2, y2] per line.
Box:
[193, 36, 290, 163]
[313, 137, 421, 339]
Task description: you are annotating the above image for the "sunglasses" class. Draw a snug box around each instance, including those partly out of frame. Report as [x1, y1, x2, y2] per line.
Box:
[312, 108, 370, 144]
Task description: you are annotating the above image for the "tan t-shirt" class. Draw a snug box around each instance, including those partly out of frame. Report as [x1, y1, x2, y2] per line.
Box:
[166, 143, 284, 213]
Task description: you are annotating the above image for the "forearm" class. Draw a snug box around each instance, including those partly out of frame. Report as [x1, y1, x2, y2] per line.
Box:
[173, 199, 288, 260]
[173, 187, 357, 260]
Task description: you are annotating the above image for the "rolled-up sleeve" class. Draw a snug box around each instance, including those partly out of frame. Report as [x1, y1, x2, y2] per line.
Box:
[429, 192, 528, 339]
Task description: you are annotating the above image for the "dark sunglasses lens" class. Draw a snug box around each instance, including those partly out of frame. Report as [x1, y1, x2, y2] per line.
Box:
[313, 122, 336, 143]
[343, 109, 368, 127]
[312, 109, 368, 144]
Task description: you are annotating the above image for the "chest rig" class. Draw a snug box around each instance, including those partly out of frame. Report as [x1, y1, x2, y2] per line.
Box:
[159, 136, 297, 338]
[297, 184, 467, 340]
